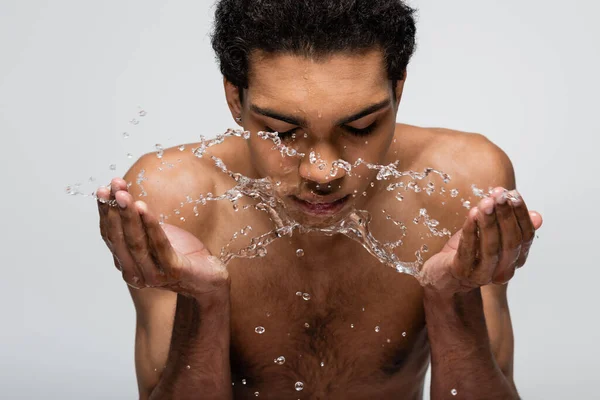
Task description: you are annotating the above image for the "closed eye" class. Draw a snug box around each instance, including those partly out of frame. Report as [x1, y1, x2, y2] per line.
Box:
[343, 121, 378, 136]
[265, 126, 299, 139]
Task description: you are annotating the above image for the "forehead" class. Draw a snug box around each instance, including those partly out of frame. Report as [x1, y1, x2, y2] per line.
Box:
[247, 50, 390, 110]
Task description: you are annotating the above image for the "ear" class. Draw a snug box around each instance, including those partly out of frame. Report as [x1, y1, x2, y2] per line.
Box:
[223, 77, 244, 126]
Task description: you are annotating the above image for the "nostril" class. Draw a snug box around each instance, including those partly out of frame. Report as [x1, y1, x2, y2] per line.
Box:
[305, 177, 344, 196]
[313, 183, 334, 196]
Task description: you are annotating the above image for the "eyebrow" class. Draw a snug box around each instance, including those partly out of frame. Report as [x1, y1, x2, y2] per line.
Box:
[250, 99, 390, 127]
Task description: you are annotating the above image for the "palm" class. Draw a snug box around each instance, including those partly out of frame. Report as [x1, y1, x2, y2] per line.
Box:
[159, 223, 228, 294]
[161, 223, 210, 258]
[419, 229, 463, 290]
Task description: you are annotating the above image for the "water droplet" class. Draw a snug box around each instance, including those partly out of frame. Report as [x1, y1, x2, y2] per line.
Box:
[155, 144, 164, 159]
[296, 291, 302, 296]
[242, 379, 247, 385]
[450, 189, 459, 198]
[302, 293, 311, 301]
[255, 326, 265, 334]
[274, 356, 286, 365]
[402, 331, 407, 337]
[451, 389, 458, 396]
[350, 324, 354, 328]
[304, 323, 310, 328]
[122, 132, 130, 139]
[320, 361, 325, 367]
[109, 164, 116, 171]
[186, 365, 191, 370]
[375, 326, 380, 332]
[139, 110, 147, 117]
[296, 249, 305, 257]
[386, 338, 391, 343]
[130, 118, 140, 125]
[127, 153, 133, 159]
[254, 392, 259, 397]
[362, 307, 365, 312]
[266, 312, 272, 317]
[462, 200, 471, 209]
[179, 145, 186, 151]
[295, 382, 304, 391]
[396, 193, 404, 201]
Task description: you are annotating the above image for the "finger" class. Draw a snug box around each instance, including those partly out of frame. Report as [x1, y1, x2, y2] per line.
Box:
[117, 191, 165, 288]
[138, 202, 178, 278]
[105, 180, 141, 284]
[469, 197, 500, 286]
[452, 206, 479, 279]
[509, 190, 536, 268]
[97, 186, 111, 242]
[97, 186, 111, 219]
[490, 188, 521, 284]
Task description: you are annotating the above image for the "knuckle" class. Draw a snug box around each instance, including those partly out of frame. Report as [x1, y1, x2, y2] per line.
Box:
[484, 246, 500, 260]
[124, 235, 145, 254]
[136, 249, 153, 265]
[481, 217, 497, 229]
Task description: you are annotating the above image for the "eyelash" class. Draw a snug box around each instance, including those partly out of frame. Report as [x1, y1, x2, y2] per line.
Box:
[343, 122, 378, 136]
[265, 127, 298, 138]
[265, 122, 378, 138]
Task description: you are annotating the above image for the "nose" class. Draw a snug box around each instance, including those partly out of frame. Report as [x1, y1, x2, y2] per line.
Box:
[299, 142, 347, 185]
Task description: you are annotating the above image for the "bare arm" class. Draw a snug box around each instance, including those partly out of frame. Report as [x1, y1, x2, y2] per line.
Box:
[129, 287, 176, 399]
[99, 148, 231, 398]
[149, 290, 232, 400]
[424, 288, 518, 399]
[482, 284, 517, 391]
[422, 135, 541, 399]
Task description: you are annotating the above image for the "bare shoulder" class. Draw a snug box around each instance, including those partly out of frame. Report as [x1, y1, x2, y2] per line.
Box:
[122, 136, 252, 235]
[397, 124, 516, 190]
[122, 144, 219, 231]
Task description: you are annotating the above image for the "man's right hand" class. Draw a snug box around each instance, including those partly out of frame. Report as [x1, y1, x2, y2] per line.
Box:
[96, 177, 230, 298]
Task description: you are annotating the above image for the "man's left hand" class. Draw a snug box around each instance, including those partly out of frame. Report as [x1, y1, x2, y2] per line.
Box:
[420, 187, 543, 296]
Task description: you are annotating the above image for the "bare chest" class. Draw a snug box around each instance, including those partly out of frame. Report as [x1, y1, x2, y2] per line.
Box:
[198, 180, 459, 398]
[223, 235, 432, 399]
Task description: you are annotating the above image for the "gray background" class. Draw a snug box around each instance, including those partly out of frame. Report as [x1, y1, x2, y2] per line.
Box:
[2, 0, 598, 398]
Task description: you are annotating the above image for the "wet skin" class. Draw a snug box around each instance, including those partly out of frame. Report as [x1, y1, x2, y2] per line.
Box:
[97, 51, 542, 399]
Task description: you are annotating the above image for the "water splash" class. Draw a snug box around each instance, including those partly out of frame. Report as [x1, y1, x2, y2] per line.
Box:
[71, 128, 494, 280]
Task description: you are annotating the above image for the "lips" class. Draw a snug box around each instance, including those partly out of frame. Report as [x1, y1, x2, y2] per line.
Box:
[290, 195, 350, 216]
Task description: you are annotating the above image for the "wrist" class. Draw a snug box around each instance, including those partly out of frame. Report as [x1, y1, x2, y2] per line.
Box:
[193, 285, 231, 312]
[424, 286, 480, 307]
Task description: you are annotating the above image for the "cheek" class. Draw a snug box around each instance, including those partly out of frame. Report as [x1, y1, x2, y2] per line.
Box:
[249, 139, 300, 178]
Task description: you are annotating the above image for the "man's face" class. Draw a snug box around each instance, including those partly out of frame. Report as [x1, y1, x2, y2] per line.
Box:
[237, 49, 401, 226]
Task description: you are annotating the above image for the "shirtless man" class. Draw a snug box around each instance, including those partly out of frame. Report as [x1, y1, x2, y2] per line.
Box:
[96, 1, 543, 399]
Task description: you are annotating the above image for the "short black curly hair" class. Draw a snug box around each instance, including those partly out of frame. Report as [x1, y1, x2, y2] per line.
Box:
[211, 0, 417, 89]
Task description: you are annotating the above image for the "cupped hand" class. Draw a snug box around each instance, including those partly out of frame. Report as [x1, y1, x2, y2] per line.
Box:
[97, 178, 230, 297]
[420, 187, 543, 295]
